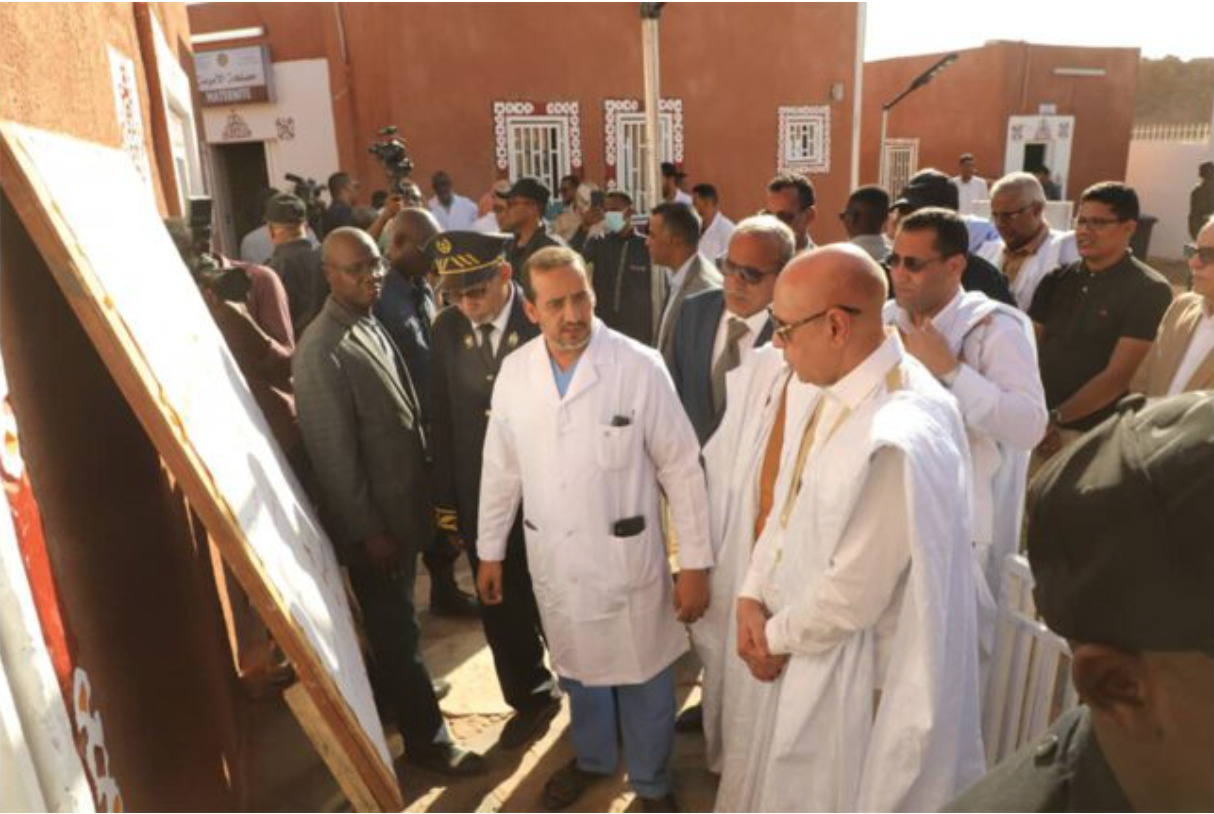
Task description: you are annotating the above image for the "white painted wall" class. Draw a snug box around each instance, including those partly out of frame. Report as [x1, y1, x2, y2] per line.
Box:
[202, 58, 340, 190]
[1126, 135, 1214, 260]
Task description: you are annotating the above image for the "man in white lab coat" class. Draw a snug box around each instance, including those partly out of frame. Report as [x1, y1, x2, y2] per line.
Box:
[477, 246, 712, 812]
[716, 245, 985, 812]
[885, 207, 1048, 710]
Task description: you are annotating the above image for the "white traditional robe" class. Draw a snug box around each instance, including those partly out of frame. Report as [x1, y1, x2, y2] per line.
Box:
[715, 334, 985, 813]
[691, 347, 813, 772]
[977, 229, 1079, 312]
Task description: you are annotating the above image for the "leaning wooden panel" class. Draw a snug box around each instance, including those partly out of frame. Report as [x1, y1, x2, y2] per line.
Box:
[0, 122, 401, 811]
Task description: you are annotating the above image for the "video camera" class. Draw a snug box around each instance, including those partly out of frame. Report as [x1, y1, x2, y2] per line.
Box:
[182, 197, 251, 303]
[368, 125, 415, 195]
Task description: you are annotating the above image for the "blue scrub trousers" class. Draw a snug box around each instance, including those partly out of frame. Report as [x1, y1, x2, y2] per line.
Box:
[558, 663, 676, 799]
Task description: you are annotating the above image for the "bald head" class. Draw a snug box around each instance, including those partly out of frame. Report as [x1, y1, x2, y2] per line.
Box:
[773, 244, 889, 385]
[388, 207, 440, 277]
[322, 226, 378, 267]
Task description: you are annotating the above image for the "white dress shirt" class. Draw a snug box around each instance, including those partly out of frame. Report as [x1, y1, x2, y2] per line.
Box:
[471, 283, 515, 356]
[699, 213, 735, 262]
[471, 211, 501, 234]
[1169, 310, 1214, 395]
[428, 194, 479, 231]
[711, 307, 769, 372]
[953, 175, 989, 216]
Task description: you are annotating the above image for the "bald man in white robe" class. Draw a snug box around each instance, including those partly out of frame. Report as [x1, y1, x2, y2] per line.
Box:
[715, 246, 985, 812]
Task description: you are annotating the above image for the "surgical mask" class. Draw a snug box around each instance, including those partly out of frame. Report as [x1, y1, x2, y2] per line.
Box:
[604, 211, 626, 234]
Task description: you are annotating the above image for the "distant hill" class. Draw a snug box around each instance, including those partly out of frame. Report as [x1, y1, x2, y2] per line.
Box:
[1136, 57, 1213, 125]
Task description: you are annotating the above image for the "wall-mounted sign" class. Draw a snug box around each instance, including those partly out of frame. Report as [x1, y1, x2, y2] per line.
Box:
[194, 46, 272, 106]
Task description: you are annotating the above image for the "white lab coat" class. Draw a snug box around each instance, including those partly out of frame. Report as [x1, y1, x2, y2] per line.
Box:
[716, 335, 985, 812]
[478, 321, 712, 686]
[692, 347, 805, 772]
[978, 229, 1079, 311]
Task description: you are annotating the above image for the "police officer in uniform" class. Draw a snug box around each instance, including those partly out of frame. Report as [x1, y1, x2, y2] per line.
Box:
[947, 391, 1213, 812]
[427, 231, 562, 749]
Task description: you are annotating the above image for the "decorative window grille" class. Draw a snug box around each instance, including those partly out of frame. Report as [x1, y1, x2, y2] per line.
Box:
[615, 113, 674, 214]
[505, 117, 569, 195]
[881, 138, 920, 196]
[778, 106, 831, 174]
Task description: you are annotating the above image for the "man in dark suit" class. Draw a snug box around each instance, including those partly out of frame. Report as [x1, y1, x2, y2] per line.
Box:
[669, 215, 794, 445]
[293, 227, 485, 776]
[649, 201, 723, 366]
[376, 207, 479, 620]
[428, 231, 561, 750]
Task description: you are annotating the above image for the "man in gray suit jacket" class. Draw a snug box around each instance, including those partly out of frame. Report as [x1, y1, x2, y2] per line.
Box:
[293, 227, 485, 776]
[669, 215, 793, 444]
[649, 201, 723, 365]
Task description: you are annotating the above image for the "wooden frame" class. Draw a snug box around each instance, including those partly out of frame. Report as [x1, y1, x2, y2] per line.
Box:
[0, 121, 400, 811]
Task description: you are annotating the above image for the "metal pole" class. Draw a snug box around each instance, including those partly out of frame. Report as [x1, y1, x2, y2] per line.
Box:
[641, 14, 662, 213]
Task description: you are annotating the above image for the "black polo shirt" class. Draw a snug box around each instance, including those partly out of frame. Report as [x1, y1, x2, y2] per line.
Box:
[1029, 252, 1172, 431]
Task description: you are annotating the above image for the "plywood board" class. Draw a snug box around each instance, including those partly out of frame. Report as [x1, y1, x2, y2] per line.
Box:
[0, 121, 401, 811]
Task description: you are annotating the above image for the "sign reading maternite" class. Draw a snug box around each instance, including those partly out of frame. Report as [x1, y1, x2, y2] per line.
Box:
[195, 45, 272, 106]
[0, 121, 399, 811]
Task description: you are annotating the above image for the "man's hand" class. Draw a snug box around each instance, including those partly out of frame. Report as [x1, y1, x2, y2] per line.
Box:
[1037, 425, 1063, 460]
[381, 194, 404, 219]
[737, 597, 788, 681]
[900, 321, 959, 379]
[673, 568, 710, 624]
[477, 560, 504, 606]
[362, 534, 403, 580]
[582, 206, 605, 227]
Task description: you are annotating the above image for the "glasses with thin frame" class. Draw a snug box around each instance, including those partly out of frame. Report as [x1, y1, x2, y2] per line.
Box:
[767, 304, 861, 342]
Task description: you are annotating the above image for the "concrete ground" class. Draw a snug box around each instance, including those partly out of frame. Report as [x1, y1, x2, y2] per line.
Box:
[242, 557, 719, 812]
[401, 559, 719, 813]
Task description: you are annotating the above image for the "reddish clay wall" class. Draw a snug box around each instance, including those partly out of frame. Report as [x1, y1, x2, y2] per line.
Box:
[188, 2, 861, 243]
[860, 41, 1139, 198]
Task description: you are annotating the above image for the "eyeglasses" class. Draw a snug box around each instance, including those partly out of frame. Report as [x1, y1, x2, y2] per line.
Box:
[991, 204, 1033, 222]
[887, 253, 949, 273]
[333, 257, 387, 277]
[447, 282, 490, 303]
[1073, 217, 1125, 231]
[721, 258, 780, 285]
[1185, 243, 1214, 265]
[767, 304, 861, 342]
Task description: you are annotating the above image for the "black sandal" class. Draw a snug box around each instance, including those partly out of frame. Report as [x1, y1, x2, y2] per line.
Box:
[542, 758, 606, 811]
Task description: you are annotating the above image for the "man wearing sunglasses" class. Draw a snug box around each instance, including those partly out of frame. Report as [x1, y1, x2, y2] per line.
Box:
[885, 207, 1047, 675]
[1132, 217, 1214, 396]
[1029, 182, 1172, 462]
[426, 231, 560, 751]
[977, 172, 1079, 311]
[718, 245, 983, 812]
[765, 172, 817, 252]
[294, 228, 487, 777]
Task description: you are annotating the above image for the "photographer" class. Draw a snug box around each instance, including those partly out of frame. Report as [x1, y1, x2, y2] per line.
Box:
[267, 193, 329, 334]
[321, 171, 360, 237]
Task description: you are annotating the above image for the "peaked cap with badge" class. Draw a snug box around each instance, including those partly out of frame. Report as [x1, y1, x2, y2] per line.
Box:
[426, 230, 513, 292]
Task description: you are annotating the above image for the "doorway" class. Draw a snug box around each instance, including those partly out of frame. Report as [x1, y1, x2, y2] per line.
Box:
[1004, 116, 1074, 200]
[211, 142, 269, 256]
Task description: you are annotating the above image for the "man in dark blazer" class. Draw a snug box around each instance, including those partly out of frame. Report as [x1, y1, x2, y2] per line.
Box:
[669, 215, 794, 444]
[293, 227, 485, 776]
[427, 231, 561, 750]
[649, 201, 723, 367]
[376, 207, 479, 620]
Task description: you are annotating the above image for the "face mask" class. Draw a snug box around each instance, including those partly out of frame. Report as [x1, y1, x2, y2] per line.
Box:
[604, 211, 626, 234]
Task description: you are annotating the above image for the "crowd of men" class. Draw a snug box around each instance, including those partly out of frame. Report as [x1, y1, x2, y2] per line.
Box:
[173, 155, 1213, 812]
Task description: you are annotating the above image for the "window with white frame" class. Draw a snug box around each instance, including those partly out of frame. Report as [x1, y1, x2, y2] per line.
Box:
[881, 138, 920, 197]
[778, 106, 830, 174]
[615, 113, 674, 214]
[505, 116, 570, 197]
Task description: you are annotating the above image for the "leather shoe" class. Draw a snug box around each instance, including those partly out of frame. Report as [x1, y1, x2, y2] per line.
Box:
[542, 758, 607, 811]
[640, 792, 679, 812]
[432, 678, 452, 701]
[409, 743, 488, 776]
[430, 583, 480, 618]
[674, 703, 703, 733]
[499, 698, 560, 750]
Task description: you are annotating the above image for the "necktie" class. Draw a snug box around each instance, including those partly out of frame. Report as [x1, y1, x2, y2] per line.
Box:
[711, 317, 750, 422]
[478, 323, 496, 369]
[753, 379, 790, 542]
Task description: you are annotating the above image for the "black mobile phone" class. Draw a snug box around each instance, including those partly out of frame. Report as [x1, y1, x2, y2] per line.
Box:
[612, 516, 646, 537]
